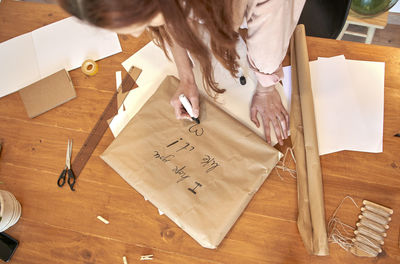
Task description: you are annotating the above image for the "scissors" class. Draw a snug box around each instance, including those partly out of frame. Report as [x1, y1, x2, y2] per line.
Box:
[57, 139, 76, 191]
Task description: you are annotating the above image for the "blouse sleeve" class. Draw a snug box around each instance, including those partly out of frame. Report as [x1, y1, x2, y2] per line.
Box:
[245, 0, 305, 87]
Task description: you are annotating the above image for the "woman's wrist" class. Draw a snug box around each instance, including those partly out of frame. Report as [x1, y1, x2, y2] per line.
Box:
[255, 82, 276, 94]
[169, 38, 195, 85]
[178, 68, 196, 85]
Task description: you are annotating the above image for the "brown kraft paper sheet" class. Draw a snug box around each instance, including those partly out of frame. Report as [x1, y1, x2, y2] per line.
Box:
[101, 76, 282, 249]
[290, 24, 329, 255]
[19, 69, 75, 118]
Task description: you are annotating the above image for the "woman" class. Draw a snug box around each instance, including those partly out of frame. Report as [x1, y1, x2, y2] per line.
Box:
[58, 0, 305, 145]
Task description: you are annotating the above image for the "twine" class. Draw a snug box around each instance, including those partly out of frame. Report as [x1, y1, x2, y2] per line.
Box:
[327, 195, 359, 251]
[275, 147, 297, 180]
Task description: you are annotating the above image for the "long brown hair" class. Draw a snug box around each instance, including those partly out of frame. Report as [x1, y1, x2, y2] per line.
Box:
[58, 0, 240, 95]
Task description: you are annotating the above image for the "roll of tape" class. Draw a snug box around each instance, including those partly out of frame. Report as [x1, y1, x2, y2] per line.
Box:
[81, 59, 98, 76]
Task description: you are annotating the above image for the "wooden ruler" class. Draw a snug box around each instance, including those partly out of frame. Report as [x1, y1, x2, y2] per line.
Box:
[71, 67, 141, 178]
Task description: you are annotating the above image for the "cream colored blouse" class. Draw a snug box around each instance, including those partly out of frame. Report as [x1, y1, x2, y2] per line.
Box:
[233, 0, 305, 87]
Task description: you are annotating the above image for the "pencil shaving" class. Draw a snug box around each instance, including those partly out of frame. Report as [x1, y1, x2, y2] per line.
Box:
[96, 215, 109, 224]
[140, 254, 153, 260]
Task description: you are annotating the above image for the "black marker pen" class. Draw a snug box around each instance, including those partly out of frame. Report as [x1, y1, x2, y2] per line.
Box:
[179, 94, 200, 124]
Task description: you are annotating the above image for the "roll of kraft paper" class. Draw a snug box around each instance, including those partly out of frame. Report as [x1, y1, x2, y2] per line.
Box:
[81, 59, 98, 76]
[290, 24, 329, 256]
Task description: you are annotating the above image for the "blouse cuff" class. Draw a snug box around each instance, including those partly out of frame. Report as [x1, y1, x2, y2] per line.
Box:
[253, 64, 284, 88]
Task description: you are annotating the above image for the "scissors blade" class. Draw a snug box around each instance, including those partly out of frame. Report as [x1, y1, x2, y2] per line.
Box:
[66, 139, 72, 169]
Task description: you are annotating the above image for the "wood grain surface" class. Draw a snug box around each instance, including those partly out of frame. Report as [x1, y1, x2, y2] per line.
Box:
[0, 0, 399, 263]
[347, 9, 389, 28]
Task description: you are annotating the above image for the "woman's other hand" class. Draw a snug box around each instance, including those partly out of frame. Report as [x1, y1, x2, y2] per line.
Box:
[170, 80, 200, 121]
[250, 83, 289, 145]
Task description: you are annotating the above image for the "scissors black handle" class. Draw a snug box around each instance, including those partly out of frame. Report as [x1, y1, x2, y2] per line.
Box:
[57, 169, 67, 187]
[67, 169, 76, 191]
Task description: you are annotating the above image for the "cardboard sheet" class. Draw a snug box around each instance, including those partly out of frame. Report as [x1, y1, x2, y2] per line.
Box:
[19, 69, 75, 118]
[290, 25, 329, 255]
[0, 17, 121, 98]
[101, 76, 282, 249]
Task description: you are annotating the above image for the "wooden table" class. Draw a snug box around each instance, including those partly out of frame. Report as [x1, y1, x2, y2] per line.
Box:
[0, 1, 400, 263]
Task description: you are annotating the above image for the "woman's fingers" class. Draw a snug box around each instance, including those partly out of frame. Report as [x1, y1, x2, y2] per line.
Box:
[170, 82, 200, 121]
[189, 95, 200, 118]
[170, 97, 189, 120]
[265, 113, 284, 146]
[251, 83, 290, 145]
[261, 115, 272, 144]
[252, 106, 286, 145]
[277, 110, 288, 139]
[280, 105, 289, 138]
[250, 106, 260, 128]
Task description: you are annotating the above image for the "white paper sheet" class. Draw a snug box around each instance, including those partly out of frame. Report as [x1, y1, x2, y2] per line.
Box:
[282, 66, 292, 111]
[310, 55, 362, 154]
[0, 33, 40, 98]
[345, 59, 384, 152]
[115, 71, 122, 90]
[0, 17, 121, 98]
[309, 55, 384, 155]
[109, 42, 178, 137]
[109, 41, 292, 146]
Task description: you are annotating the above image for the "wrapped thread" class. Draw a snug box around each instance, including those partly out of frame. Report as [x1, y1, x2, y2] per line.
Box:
[361, 209, 391, 225]
[363, 200, 393, 217]
[355, 226, 384, 244]
[353, 241, 379, 257]
[358, 216, 387, 233]
[359, 215, 389, 230]
[354, 234, 382, 251]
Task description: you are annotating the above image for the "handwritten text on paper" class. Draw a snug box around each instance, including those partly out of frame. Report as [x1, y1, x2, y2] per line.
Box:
[152, 124, 221, 195]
